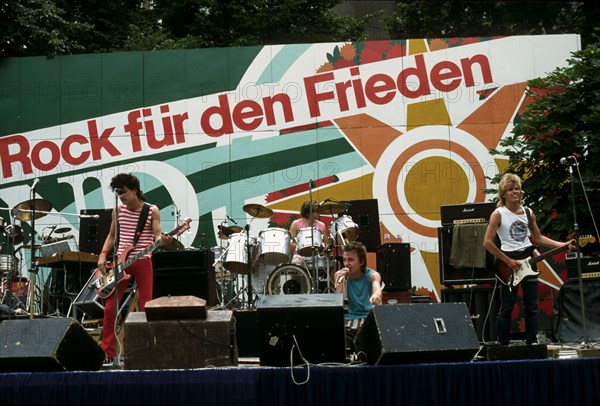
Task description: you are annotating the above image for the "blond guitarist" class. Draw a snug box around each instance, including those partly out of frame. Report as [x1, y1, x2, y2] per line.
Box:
[483, 173, 574, 345]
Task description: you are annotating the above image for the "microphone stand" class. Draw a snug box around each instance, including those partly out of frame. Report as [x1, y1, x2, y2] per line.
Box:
[308, 180, 318, 293]
[111, 189, 123, 367]
[567, 161, 589, 345]
[27, 184, 39, 319]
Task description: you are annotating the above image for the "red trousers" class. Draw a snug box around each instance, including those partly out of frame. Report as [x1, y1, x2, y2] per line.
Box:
[101, 257, 153, 360]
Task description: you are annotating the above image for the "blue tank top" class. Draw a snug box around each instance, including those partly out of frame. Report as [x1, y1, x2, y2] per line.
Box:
[346, 268, 374, 320]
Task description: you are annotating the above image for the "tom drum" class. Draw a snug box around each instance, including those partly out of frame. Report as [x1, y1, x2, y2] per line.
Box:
[257, 228, 291, 266]
[329, 215, 359, 246]
[296, 227, 323, 257]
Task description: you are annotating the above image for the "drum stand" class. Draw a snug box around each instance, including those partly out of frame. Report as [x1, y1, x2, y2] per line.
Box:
[212, 222, 259, 309]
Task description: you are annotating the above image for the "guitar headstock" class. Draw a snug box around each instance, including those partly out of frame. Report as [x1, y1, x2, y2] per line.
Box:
[174, 217, 192, 236]
[578, 234, 596, 247]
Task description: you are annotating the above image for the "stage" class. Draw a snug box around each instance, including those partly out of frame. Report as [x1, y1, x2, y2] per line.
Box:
[1, 354, 600, 406]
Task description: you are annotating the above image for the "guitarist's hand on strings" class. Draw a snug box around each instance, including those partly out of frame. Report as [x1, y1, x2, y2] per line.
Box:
[159, 233, 173, 247]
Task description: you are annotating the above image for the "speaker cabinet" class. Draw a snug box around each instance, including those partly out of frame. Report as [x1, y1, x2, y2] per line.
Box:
[257, 293, 346, 366]
[124, 310, 238, 369]
[356, 303, 479, 364]
[553, 281, 600, 343]
[152, 249, 216, 305]
[442, 287, 499, 343]
[79, 208, 113, 254]
[376, 243, 411, 291]
[0, 318, 105, 372]
[345, 199, 381, 251]
[438, 225, 496, 285]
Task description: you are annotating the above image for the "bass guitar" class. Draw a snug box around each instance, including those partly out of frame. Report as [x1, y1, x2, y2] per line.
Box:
[90, 217, 192, 299]
[495, 235, 595, 288]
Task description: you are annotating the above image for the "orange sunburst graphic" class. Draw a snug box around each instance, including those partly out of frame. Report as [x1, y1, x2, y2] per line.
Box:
[328, 43, 533, 294]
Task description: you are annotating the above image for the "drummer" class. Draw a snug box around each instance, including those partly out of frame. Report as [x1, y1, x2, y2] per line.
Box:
[289, 199, 328, 266]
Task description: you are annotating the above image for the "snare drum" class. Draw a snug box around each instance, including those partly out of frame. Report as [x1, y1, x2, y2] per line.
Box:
[223, 233, 257, 274]
[296, 227, 323, 256]
[329, 215, 359, 246]
[0, 254, 19, 275]
[257, 227, 291, 266]
[265, 264, 312, 295]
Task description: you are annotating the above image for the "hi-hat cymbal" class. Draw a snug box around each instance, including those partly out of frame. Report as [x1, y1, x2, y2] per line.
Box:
[217, 225, 243, 239]
[54, 227, 71, 234]
[316, 202, 348, 215]
[12, 199, 53, 221]
[243, 203, 273, 219]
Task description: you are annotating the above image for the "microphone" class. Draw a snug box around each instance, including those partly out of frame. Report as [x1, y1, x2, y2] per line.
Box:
[113, 188, 122, 194]
[30, 178, 40, 191]
[171, 201, 176, 216]
[560, 156, 576, 166]
[226, 215, 238, 225]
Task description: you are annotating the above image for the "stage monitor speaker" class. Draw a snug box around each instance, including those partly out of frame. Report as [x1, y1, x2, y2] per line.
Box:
[152, 249, 216, 305]
[356, 303, 480, 364]
[553, 281, 600, 343]
[442, 287, 499, 343]
[345, 199, 380, 251]
[257, 293, 346, 366]
[0, 318, 105, 372]
[438, 225, 496, 285]
[79, 208, 113, 254]
[376, 243, 411, 291]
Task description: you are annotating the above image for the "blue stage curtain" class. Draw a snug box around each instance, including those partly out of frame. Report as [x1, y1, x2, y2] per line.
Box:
[1, 358, 600, 405]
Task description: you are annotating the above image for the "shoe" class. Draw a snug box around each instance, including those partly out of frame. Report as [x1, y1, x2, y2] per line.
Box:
[102, 358, 114, 368]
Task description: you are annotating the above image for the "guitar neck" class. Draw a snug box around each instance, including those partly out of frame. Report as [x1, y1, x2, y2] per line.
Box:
[121, 225, 185, 270]
[529, 244, 570, 266]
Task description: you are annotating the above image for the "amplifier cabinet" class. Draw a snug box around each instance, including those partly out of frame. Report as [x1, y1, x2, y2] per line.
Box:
[376, 243, 411, 291]
[438, 226, 496, 285]
[566, 256, 600, 281]
[440, 202, 496, 226]
[442, 287, 499, 343]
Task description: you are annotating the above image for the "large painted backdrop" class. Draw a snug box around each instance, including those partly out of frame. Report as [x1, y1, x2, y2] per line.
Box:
[0, 35, 580, 301]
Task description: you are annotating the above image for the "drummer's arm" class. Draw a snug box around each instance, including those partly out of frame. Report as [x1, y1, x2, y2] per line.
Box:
[289, 220, 298, 252]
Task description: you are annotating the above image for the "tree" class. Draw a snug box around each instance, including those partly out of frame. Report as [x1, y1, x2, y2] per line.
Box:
[488, 31, 600, 242]
[0, 0, 92, 57]
[386, 1, 589, 44]
[148, 0, 371, 49]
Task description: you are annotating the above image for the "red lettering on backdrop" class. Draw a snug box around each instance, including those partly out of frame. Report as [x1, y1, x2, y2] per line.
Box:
[0, 135, 33, 178]
[62, 134, 90, 165]
[87, 120, 119, 160]
[31, 140, 60, 171]
[201, 94, 234, 137]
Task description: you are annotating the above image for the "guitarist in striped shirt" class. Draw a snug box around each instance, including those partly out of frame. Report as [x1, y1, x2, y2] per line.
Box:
[483, 173, 574, 346]
[96, 173, 172, 363]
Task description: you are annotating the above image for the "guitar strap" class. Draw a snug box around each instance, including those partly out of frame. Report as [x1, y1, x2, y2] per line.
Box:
[132, 203, 151, 248]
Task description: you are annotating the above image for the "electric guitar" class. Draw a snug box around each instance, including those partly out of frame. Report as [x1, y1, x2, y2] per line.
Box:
[90, 217, 192, 299]
[495, 235, 596, 288]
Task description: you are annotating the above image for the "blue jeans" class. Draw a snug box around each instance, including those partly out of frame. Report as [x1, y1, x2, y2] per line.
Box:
[496, 279, 539, 344]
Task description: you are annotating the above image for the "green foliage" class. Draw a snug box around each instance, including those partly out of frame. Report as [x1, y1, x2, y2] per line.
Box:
[386, 1, 587, 42]
[488, 31, 600, 240]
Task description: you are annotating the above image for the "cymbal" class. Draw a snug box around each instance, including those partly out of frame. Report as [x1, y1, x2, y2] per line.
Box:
[54, 227, 71, 234]
[12, 199, 53, 221]
[316, 202, 348, 215]
[243, 203, 273, 219]
[217, 225, 243, 239]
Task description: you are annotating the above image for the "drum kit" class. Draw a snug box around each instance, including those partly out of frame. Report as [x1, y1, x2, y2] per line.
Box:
[211, 199, 360, 309]
[1, 195, 96, 317]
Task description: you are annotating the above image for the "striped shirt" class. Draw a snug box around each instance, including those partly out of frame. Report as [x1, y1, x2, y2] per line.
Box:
[117, 204, 155, 259]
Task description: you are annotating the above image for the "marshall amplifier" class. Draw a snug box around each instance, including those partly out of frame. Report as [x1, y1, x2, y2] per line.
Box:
[566, 255, 600, 281]
[440, 202, 496, 226]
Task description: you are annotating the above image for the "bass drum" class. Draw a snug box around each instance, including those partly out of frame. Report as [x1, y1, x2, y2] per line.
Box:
[265, 264, 312, 295]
